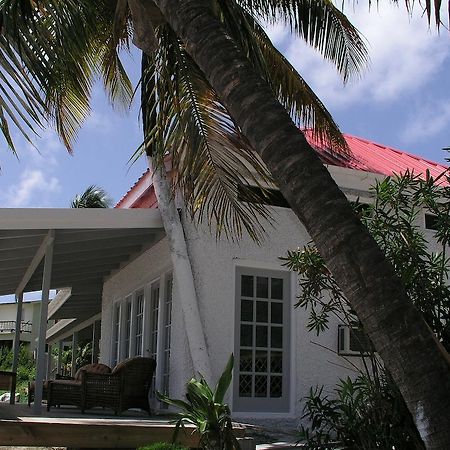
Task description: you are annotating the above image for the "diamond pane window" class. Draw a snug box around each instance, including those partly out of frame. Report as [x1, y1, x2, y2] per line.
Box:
[239, 375, 252, 397]
[235, 269, 290, 412]
[240, 350, 253, 372]
[255, 375, 267, 397]
[270, 376, 283, 398]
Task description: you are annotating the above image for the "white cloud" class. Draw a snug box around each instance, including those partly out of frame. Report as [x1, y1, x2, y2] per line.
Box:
[0, 130, 63, 207]
[401, 99, 450, 143]
[85, 110, 114, 134]
[266, 3, 450, 110]
[3, 169, 60, 207]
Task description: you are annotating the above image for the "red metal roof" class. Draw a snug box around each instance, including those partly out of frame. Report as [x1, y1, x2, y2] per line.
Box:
[117, 133, 449, 208]
[306, 132, 449, 182]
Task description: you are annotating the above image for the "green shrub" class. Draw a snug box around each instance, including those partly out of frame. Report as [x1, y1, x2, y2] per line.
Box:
[138, 444, 188, 450]
[157, 354, 240, 450]
[0, 344, 35, 396]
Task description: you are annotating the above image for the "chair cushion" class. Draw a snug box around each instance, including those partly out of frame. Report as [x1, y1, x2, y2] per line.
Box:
[74, 363, 111, 381]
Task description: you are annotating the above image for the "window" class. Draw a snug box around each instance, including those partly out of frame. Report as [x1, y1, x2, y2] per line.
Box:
[425, 213, 438, 231]
[237, 185, 290, 208]
[122, 296, 132, 359]
[161, 274, 173, 399]
[234, 268, 290, 413]
[133, 291, 145, 356]
[109, 272, 173, 407]
[338, 324, 373, 356]
[149, 282, 160, 359]
[111, 302, 121, 367]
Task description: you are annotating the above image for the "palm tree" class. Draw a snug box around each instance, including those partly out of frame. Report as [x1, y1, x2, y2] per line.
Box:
[1, 1, 450, 448]
[70, 185, 112, 209]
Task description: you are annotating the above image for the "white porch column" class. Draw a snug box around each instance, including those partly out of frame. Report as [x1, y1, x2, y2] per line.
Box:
[71, 332, 78, 377]
[148, 157, 212, 383]
[33, 230, 55, 414]
[10, 292, 24, 404]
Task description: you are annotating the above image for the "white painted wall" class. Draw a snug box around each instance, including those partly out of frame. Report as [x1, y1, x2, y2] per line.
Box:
[99, 165, 441, 420]
[100, 236, 193, 400]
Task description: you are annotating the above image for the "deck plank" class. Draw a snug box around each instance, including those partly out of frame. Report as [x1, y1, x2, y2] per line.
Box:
[0, 419, 201, 448]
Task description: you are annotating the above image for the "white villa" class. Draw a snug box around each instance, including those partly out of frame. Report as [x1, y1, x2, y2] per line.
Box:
[0, 133, 446, 419]
[0, 299, 40, 352]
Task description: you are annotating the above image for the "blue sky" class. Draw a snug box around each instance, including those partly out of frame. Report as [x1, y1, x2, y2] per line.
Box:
[0, 2, 448, 209]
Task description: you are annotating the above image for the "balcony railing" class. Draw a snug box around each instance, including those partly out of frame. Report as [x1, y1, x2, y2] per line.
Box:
[0, 320, 32, 333]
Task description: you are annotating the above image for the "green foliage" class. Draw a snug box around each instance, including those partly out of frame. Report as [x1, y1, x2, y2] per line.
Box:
[282, 172, 450, 449]
[138, 444, 188, 450]
[299, 368, 424, 449]
[75, 341, 93, 369]
[71, 185, 112, 208]
[157, 354, 239, 450]
[282, 171, 450, 350]
[0, 344, 35, 393]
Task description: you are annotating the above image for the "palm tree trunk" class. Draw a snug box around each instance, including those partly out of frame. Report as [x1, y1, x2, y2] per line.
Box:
[130, 1, 450, 448]
[147, 156, 213, 383]
[138, 49, 213, 383]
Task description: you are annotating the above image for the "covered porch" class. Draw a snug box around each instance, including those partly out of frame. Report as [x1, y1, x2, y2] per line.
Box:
[0, 208, 165, 412]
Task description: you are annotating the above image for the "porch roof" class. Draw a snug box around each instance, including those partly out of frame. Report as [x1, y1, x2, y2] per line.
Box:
[0, 208, 164, 321]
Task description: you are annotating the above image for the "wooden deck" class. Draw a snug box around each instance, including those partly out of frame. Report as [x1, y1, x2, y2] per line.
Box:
[0, 403, 244, 448]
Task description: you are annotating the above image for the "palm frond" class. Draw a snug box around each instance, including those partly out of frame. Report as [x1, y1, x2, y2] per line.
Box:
[141, 26, 277, 241]
[71, 185, 112, 208]
[218, 0, 348, 152]
[0, 0, 132, 153]
[239, 0, 369, 82]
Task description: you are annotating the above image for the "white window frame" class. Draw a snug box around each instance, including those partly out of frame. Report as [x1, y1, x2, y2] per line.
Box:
[233, 267, 291, 413]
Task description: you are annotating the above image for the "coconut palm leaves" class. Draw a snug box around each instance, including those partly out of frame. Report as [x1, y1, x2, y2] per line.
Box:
[138, 0, 368, 239]
[0, 0, 132, 153]
[2, 0, 368, 238]
[71, 185, 112, 208]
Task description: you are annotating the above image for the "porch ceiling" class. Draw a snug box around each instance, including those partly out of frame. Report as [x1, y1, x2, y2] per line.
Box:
[0, 208, 164, 321]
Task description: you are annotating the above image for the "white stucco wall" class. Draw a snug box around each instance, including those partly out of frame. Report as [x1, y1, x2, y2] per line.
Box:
[99, 165, 442, 422]
[99, 236, 193, 400]
[181, 206, 360, 419]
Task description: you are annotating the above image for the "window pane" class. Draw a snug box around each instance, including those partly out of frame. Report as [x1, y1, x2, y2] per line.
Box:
[271, 303, 283, 324]
[239, 374, 252, 397]
[241, 300, 253, 322]
[271, 278, 283, 299]
[255, 375, 267, 397]
[256, 301, 268, 323]
[241, 325, 253, 347]
[241, 276, 254, 297]
[270, 351, 283, 373]
[271, 327, 283, 348]
[256, 277, 269, 298]
[270, 376, 282, 398]
[240, 350, 253, 372]
[254, 351, 267, 373]
[256, 326, 268, 347]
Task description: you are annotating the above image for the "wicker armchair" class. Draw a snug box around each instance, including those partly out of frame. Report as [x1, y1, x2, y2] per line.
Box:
[47, 363, 111, 411]
[81, 357, 156, 415]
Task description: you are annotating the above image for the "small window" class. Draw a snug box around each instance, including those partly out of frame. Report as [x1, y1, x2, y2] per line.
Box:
[237, 185, 290, 208]
[338, 324, 373, 356]
[425, 213, 438, 231]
